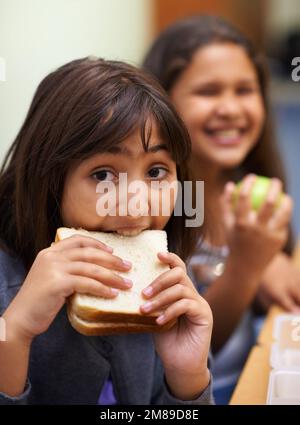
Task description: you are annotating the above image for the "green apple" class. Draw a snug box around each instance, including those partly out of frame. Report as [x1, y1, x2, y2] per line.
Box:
[234, 175, 283, 211]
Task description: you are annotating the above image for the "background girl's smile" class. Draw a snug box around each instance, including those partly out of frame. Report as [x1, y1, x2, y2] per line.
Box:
[203, 125, 248, 146]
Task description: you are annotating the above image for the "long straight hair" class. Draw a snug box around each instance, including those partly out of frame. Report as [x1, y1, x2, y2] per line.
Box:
[143, 15, 293, 252]
[0, 57, 200, 269]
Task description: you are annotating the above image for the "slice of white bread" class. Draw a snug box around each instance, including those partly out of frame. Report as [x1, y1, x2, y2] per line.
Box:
[68, 307, 176, 336]
[56, 228, 176, 335]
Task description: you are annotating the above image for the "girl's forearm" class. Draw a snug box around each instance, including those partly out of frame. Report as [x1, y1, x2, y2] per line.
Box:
[0, 309, 32, 397]
[204, 256, 262, 353]
[164, 367, 210, 401]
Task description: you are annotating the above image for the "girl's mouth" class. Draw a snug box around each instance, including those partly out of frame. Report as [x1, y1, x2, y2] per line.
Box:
[108, 225, 149, 236]
[115, 228, 146, 236]
[204, 127, 247, 146]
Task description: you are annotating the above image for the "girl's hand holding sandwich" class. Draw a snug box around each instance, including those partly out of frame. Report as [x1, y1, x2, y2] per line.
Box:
[141, 252, 213, 400]
[3, 235, 132, 342]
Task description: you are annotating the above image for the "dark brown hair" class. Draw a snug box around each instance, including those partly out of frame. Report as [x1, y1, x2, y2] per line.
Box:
[0, 57, 200, 269]
[143, 15, 293, 252]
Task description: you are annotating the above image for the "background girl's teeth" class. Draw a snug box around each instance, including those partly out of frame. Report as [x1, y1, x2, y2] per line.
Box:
[216, 129, 239, 137]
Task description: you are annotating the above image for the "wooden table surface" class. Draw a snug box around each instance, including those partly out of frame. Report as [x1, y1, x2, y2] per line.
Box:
[230, 244, 300, 405]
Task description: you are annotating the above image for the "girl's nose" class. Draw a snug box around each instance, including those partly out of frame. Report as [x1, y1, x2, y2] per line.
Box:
[128, 194, 149, 217]
[119, 184, 150, 217]
[215, 93, 241, 118]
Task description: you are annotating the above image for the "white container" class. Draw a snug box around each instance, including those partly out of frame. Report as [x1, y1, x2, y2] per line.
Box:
[267, 314, 300, 404]
[271, 343, 300, 369]
[267, 370, 300, 405]
[270, 314, 300, 369]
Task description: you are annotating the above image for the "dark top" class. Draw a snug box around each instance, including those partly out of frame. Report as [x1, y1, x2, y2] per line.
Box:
[0, 248, 213, 405]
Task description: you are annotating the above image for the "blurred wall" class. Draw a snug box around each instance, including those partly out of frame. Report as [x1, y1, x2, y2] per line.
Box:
[0, 0, 153, 162]
[267, 0, 300, 35]
[152, 0, 267, 48]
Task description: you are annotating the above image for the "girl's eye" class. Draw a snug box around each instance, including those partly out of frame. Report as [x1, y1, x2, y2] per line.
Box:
[194, 86, 220, 96]
[148, 167, 168, 179]
[92, 170, 116, 182]
[237, 86, 256, 95]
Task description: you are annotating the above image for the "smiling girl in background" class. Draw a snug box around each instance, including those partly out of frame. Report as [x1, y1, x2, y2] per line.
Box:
[143, 16, 296, 403]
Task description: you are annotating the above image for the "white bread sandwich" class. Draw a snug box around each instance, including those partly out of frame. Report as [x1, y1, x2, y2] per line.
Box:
[55, 227, 177, 336]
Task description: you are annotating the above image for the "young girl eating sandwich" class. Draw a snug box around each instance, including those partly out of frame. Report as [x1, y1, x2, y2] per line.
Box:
[0, 58, 213, 405]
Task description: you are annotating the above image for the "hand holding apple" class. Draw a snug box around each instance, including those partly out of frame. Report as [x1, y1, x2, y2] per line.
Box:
[221, 174, 293, 275]
[234, 175, 283, 211]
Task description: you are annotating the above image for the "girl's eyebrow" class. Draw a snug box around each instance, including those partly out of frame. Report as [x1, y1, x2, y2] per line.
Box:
[106, 143, 168, 156]
[193, 77, 258, 86]
[236, 78, 259, 85]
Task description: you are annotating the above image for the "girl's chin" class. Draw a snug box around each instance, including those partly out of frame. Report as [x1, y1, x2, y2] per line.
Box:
[195, 149, 249, 170]
[214, 151, 250, 168]
[193, 141, 253, 169]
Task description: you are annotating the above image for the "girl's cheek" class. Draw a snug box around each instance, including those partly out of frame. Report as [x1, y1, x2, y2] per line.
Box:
[151, 214, 172, 230]
[249, 94, 265, 122]
[148, 185, 177, 222]
[251, 104, 265, 136]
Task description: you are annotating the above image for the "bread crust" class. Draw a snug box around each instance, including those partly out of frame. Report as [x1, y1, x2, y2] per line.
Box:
[67, 305, 176, 336]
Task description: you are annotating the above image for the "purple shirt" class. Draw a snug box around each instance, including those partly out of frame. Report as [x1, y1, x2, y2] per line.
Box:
[98, 376, 117, 405]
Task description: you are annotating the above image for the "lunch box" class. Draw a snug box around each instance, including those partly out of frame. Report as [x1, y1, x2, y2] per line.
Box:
[267, 314, 300, 404]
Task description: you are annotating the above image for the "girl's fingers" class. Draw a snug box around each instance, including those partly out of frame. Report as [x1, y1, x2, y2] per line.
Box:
[69, 275, 120, 298]
[257, 179, 282, 224]
[224, 181, 236, 203]
[157, 251, 186, 270]
[141, 283, 193, 314]
[222, 182, 236, 228]
[155, 298, 203, 326]
[269, 195, 293, 230]
[63, 247, 132, 272]
[142, 266, 194, 299]
[51, 235, 113, 254]
[66, 261, 132, 290]
[290, 284, 300, 310]
[235, 174, 256, 220]
[277, 292, 300, 313]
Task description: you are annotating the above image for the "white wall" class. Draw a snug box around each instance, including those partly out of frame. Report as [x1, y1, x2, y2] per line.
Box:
[0, 0, 153, 162]
[266, 0, 300, 35]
